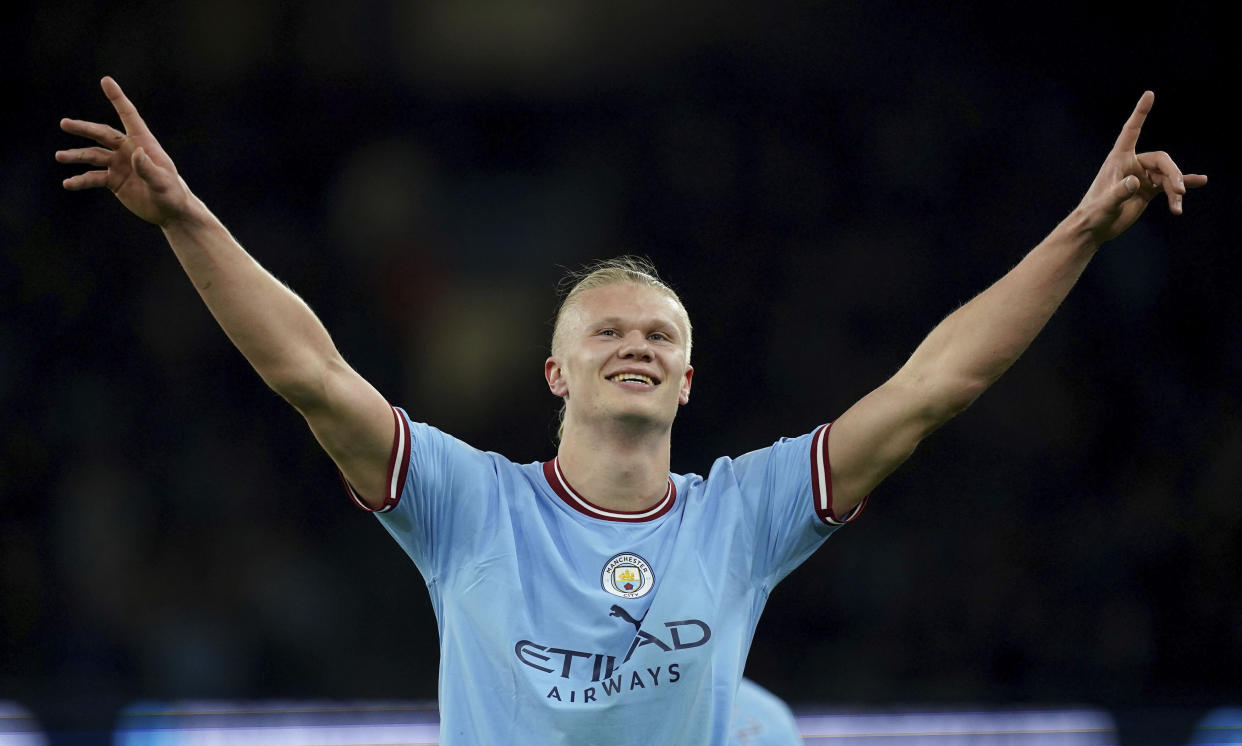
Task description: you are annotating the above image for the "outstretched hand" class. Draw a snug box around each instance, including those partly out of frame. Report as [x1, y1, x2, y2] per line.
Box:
[57, 76, 190, 226]
[1076, 91, 1207, 245]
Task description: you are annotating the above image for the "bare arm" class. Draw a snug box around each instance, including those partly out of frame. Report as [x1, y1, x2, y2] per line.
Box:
[58, 76, 395, 508]
[827, 91, 1208, 514]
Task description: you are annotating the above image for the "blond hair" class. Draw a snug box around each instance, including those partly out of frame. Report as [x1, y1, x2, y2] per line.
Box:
[551, 256, 692, 360]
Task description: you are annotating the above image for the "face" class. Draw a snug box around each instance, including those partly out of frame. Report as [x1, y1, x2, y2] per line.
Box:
[545, 283, 693, 433]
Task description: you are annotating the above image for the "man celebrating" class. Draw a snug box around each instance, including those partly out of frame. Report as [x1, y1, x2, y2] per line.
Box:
[58, 77, 1203, 744]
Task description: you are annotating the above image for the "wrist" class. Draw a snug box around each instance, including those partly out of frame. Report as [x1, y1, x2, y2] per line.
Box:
[158, 190, 211, 232]
[1058, 207, 1105, 255]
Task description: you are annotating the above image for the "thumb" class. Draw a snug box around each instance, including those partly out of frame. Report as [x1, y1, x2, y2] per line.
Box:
[131, 147, 161, 185]
[1108, 175, 1140, 207]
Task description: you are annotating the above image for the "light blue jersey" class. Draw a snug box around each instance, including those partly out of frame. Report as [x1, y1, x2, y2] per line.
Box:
[730, 679, 803, 745]
[345, 407, 863, 745]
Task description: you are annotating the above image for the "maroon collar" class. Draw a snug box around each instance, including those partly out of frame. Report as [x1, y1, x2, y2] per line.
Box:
[542, 458, 676, 522]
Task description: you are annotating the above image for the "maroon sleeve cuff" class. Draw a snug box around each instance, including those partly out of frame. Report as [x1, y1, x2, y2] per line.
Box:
[810, 423, 868, 526]
[341, 406, 410, 514]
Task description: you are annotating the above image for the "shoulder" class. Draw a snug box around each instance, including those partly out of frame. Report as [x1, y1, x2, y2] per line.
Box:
[689, 426, 829, 487]
[399, 409, 532, 469]
[389, 408, 545, 509]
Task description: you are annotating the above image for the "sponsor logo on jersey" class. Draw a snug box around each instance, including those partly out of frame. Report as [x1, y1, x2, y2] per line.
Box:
[602, 552, 653, 598]
[513, 605, 711, 705]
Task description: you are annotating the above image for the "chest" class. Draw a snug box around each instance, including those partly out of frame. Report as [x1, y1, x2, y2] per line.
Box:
[441, 490, 758, 677]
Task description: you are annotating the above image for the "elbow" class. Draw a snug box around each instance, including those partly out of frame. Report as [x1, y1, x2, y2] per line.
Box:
[270, 377, 320, 413]
[264, 356, 337, 413]
[952, 373, 990, 408]
[931, 374, 990, 422]
[902, 370, 990, 429]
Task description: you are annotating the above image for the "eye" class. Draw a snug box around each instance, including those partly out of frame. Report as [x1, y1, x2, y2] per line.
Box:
[598, 328, 619, 337]
[648, 332, 669, 342]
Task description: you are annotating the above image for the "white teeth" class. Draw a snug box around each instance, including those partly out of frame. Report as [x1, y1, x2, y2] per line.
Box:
[610, 373, 655, 385]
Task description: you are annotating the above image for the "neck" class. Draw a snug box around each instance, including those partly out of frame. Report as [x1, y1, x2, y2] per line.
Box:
[555, 418, 673, 513]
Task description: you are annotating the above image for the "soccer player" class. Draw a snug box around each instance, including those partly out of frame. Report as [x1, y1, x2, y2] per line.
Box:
[58, 77, 1204, 745]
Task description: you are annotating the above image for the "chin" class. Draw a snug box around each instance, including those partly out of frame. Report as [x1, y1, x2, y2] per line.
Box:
[609, 408, 676, 433]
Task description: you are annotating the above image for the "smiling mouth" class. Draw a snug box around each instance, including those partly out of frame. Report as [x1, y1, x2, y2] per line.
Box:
[607, 373, 658, 386]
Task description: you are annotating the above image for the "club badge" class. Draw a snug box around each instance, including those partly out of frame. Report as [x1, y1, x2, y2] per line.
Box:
[602, 552, 654, 599]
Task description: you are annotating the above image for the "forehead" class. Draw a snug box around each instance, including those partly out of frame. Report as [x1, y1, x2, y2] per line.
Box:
[568, 283, 689, 333]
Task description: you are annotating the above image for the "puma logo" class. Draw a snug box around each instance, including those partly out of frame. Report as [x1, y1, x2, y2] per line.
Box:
[608, 604, 647, 632]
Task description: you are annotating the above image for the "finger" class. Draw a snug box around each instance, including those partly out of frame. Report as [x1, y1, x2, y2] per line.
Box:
[101, 76, 150, 137]
[1168, 173, 1208, 214]
[131, 147, 164, 186]
[1137, 151, 1186, 192]
[54, 146, 113, 168]
[1139, 172, 1164, 205]
[60, 117, 126, 149]
[1112, 90, 1154, 153]
[1137, 150, 1186, 213]
[61, 170, 111, 191]
[1102, 174, 1141, 211]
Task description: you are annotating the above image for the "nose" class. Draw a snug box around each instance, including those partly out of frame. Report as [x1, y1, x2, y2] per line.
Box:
[618, 331, 653, 360]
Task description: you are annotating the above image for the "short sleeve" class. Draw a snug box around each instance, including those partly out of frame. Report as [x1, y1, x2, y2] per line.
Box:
[340, 406, 410, 514]
[350, 407, 500, 580]
[728, 423, 866, 587]
[808, 423, 868, 526]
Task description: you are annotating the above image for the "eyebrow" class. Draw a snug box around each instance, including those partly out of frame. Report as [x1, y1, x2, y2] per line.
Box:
[594, 316, 682, 335]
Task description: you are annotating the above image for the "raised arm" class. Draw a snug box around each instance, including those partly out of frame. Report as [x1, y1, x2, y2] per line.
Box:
[57, 76, 396, 509]
[826, 91, 1207, 514]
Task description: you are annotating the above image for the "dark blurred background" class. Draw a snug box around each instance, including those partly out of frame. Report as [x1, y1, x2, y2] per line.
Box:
[3, 0, 1238, 742]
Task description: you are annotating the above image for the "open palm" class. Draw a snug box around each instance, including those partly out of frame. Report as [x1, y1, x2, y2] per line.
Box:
[57, 76, 188, 226]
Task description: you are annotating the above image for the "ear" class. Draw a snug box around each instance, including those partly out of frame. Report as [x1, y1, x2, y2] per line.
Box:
[678, 365, 694, 406]
[545, 356, 568, 397]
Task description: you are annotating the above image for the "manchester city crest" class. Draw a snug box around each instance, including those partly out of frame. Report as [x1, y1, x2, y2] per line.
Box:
[601, 552, 654, 599]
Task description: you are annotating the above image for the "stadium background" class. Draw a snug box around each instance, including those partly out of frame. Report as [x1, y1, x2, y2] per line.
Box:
[2, 1, 1238, 742]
